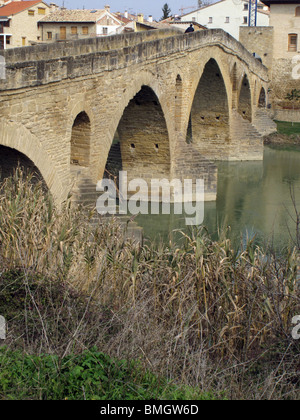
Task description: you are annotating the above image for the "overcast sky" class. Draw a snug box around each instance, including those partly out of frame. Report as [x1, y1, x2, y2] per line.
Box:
[54, 1, 217, 21]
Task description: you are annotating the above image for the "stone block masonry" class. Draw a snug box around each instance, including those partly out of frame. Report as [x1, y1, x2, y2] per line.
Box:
[0, 29, 274, 205]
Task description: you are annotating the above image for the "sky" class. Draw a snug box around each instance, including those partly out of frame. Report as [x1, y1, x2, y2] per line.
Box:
[53, 1, 217, 21]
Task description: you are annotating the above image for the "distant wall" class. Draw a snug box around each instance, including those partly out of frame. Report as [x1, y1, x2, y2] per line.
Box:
[274, 109, 300, 123]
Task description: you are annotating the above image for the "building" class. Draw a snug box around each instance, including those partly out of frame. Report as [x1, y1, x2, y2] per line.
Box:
[240, 0, 300, 121]
[0, 0, 51, 49]
[38, 5, 124, 41]
[180, 0, 269, 40]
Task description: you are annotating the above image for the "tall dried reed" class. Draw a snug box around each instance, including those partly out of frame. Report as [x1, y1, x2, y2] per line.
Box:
[0, 169, 299, 399]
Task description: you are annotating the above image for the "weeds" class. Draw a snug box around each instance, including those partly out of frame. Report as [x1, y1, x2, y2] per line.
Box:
[0, 169, 299, 400]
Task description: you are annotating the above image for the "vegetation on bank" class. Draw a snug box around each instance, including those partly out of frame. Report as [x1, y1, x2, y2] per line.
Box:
[0, 347, 217, 400]
[276, 121, 300, 136]
[264, 121, 300, 146]
[0, 170, 299, 400]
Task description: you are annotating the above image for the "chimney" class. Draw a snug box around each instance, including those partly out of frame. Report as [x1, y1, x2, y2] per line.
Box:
[137, 13, 144, 23]
[104, 5, 110, 13]
[148, 15, 153, 23]
[124, 10, 128, 19]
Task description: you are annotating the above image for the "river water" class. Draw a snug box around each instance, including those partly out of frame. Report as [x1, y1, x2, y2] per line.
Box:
[135, 145, 300, 250]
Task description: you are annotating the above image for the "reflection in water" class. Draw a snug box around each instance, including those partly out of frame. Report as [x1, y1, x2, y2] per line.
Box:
[136, 146, 300, 249]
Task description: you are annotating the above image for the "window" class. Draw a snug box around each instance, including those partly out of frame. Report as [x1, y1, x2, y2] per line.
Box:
[38, 8, 46, 15]
[47, 32, 52, 40]
[225, 16, 230, 23]
[103, 27, 108, 35]
[71, 26, 78, 35]
[243, 4, 248, 11]
[6, 36, 11, 45]
[82, 26, 89, 35]
[208, 17, 213, 23]
[243, 16, 248, 24]
[288, 34, 298, 52]
[296, 7, 300, 17]
[28, 10, 35, 16]
[60, 26, 66, 40]
[192, 17, 196, 22]
[22, 37, 26, 46]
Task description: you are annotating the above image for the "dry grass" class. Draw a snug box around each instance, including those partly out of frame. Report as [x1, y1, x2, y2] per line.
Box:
[0, 169, 299, 400]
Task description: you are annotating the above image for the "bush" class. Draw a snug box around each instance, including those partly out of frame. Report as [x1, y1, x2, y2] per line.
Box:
[0, 347, 217, 400]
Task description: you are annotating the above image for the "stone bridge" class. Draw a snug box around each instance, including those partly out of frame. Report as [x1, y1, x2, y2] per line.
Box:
[0, 28, 276, 205]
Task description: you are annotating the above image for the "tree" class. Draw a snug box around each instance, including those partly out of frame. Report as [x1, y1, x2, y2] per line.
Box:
[161, 3, 171, 20]
[285, 89, 300, 126]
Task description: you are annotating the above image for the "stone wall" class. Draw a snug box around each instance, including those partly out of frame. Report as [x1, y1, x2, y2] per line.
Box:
[240, 5, 300, 114]
[239, 27, 274, 69]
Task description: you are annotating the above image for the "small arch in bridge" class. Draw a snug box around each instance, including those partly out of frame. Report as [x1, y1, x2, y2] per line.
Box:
[70, 111, 91, 167]
[238, 74, 252, 122]
[0, 145, 47, 190]
[258, 87, 266, 108]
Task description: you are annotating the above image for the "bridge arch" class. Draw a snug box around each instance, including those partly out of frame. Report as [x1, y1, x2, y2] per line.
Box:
[0, 145, 46, 186]
[105, 84, 171, 185]
[238, 73, 252, 122]
[0, 119, 65, 204]
[70, 111, 91, 167]
[258, 86, 266, 108]
[94, 71, 173, 187]
[186, 57, 230, 157]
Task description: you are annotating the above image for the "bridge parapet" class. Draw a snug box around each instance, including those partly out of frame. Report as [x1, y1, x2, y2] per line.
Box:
[0, 29, 269, 91]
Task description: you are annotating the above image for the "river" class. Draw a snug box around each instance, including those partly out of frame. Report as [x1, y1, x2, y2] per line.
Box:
[135, 145, 300, 250]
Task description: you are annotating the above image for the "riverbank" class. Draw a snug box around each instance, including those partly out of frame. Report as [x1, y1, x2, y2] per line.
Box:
[264, 121, 300, 146]
[0, 170, 299, 400]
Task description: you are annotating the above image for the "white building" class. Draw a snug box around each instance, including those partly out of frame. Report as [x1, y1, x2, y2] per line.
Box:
[180, 0, 270, 40]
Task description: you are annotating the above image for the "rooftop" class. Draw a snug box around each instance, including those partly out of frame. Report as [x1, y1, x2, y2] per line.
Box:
[0, 0, 46, 17]
[39, 8, 120, 23]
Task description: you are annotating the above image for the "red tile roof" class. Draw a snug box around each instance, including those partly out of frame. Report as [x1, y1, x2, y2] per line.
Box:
[0, 1, 44, 17]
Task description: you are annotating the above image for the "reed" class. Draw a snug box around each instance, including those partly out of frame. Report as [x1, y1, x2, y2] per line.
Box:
[0, 169, 299, 400]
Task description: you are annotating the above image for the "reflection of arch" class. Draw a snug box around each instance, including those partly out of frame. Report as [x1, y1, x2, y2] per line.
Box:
[71, 111, 91, 167]
[238, 74, 252, 122]
[0, 118, 64, 203]
[258, 87, 266, 108]
[188, 58, 230, 148]
[109, 85, 171, 180]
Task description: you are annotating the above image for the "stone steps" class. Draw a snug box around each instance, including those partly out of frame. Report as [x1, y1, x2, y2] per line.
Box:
[230, 111, 262, 140]
[252, 111, 277, 136]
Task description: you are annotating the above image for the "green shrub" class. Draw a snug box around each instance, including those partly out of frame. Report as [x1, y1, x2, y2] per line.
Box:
[0, 347, 218, 400]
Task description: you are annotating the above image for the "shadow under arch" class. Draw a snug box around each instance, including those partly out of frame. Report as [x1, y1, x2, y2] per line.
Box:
[0, 118, 64, 204]
[258, 86, 266, 108]
[105, 85, 171, 186]
[0, 145, 47, 189]
[238, 73, 252, 122]
[187, 58, 230, 157]
[70, 111, 91, 167]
